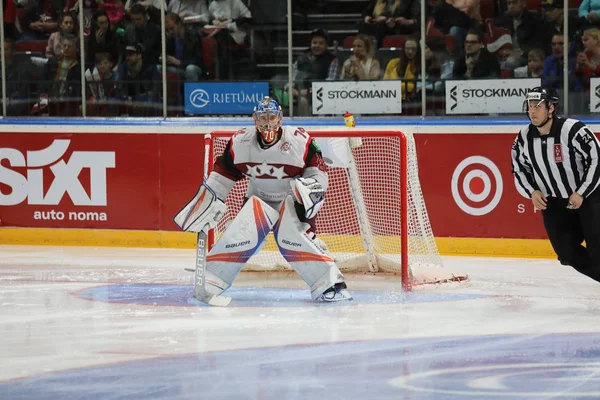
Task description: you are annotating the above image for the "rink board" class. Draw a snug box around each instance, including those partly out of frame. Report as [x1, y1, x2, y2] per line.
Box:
[0, 118, 596, 258]
[0, 227, 556, 258]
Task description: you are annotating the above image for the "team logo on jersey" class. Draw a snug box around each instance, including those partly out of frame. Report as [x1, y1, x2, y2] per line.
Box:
[280, 142, 291, 152]
[245, 161, 288, 180]
[553, 144, 563, 163]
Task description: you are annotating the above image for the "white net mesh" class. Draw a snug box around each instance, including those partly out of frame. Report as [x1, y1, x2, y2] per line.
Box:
[211, 130, 454, 286]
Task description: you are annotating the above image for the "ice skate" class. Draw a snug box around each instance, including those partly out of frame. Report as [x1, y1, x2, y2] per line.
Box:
[318, 282, 353, 302]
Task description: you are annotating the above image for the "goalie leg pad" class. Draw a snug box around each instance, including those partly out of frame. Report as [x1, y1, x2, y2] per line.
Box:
[174, 183, 227, 233]
[206, 196, 279, 292]
[274, 196, 350, 300]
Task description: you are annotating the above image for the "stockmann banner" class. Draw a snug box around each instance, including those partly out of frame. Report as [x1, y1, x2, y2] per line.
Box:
[184, 82, 269, 115]
[445, 78, 541, 115]
[311, 81, 402, 115]
[590, 78, 600, 112]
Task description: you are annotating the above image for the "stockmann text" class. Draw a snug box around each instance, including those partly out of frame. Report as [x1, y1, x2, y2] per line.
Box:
[327, 89, 397, 99]
[461, 88, 529, 98]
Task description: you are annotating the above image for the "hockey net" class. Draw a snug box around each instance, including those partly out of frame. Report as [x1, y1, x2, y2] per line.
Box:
[208, 130, 463, 290]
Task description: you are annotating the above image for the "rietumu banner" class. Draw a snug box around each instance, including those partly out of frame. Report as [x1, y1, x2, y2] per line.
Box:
[311, 81, 402, 115]
[184, 82, 269, 115]
[445, 78, 541, 115]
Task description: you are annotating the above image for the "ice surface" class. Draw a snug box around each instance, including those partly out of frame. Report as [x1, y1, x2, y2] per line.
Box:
[1, 245, 599, 399]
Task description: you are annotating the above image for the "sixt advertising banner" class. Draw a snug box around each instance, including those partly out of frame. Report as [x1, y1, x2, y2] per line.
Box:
[184, 82, 269, 115]
[0, 133, 205, 230]
[445, 79, 541, 115]
[311, 81, 402, 115]
[3, 128, 599, 240]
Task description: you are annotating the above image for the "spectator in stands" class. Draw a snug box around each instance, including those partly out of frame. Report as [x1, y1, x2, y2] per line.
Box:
[541, 0, 578, 48]
[358, 0, 421, 48]
[65, 0, 98, 35]
[125, 0, 162, 13]
[287, 28, 339, 116]
[125, 0, 164, 23]
[340, 34, 381, 80]
[126, 4, 161, 64]
[579, 0, 600, 28]
[22, 0, 60, 40]
[86, 10, 120, 67]
[208, 0, 252, 45]
[167, 0, 209, 24]
[514, 48, 545, 77]
[3, 0, 17, 40]
[432, 0, 482, 57]
[45, 11, 78, 58]
[542, 33, 581, 92]
[41, 34, 82, 115]
[85, 52, 120, 115]
[116, 42, 160, 103]
[1, 38, 40, 115]
[417, 37, 454, 94]
[575, 28, 600, 89]
[453, 29, 500, 78]
[383, 36, 420, 100]
[493, 0, 545, 70]
[163, 13, 205, 81]
[207, 0, 252, 79]
[97, 0, 125, 28]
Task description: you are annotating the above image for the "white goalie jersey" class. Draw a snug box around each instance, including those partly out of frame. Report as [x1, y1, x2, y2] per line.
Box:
[205, 126, 329, 208]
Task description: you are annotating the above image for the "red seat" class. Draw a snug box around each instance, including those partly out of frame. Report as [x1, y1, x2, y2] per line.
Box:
[201, 37, 218, 79]
[526, 0, 541, 12]
[344, 36, 356, 49]
[479, 0, 494, 20]
[15, 41, 47, 54]
[444, 35, 456, 55]
[166, 72, 181, 107]
[426, 17, 444, 37]
[382, 35, 407, 49]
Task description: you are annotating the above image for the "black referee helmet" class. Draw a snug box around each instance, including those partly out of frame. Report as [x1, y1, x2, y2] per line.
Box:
[522, 86, 559, 114]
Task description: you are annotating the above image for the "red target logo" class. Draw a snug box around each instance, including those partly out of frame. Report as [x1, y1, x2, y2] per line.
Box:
[451, 156, 503, 216]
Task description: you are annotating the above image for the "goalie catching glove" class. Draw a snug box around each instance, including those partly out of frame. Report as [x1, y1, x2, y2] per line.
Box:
[173, 183, 227, 233]
[290, 177, 325, 219]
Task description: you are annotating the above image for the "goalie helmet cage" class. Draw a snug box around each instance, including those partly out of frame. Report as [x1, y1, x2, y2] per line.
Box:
[206, 130, 456, 291]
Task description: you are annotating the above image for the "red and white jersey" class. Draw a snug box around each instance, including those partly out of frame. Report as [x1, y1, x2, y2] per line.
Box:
[207, 126, 328, 205]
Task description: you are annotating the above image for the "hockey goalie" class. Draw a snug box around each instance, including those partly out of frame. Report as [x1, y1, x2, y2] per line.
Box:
[174, 97, 352, 305]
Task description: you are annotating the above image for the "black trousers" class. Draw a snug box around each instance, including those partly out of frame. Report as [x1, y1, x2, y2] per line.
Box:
[542, 191, 600, 282]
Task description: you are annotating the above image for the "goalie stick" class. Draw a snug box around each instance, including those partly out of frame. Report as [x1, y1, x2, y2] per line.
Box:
[192, 228, 231, 307]
[183, 134, 231, 307]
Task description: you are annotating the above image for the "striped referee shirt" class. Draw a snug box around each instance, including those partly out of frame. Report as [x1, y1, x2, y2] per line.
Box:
[511, 117, 600, 199]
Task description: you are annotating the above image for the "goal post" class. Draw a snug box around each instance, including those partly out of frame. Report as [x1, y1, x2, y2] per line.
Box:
[205, 130, 464, 291]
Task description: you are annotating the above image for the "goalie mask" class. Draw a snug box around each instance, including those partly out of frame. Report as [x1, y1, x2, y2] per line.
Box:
[253, 97, 282, 146]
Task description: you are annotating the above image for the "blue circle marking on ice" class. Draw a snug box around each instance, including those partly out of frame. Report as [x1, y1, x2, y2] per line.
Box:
[3, 333, 600, 399]
[78, 284, 485, 306]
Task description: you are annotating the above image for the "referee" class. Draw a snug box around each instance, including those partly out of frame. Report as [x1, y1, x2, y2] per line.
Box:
[511, 86, 600, 283]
